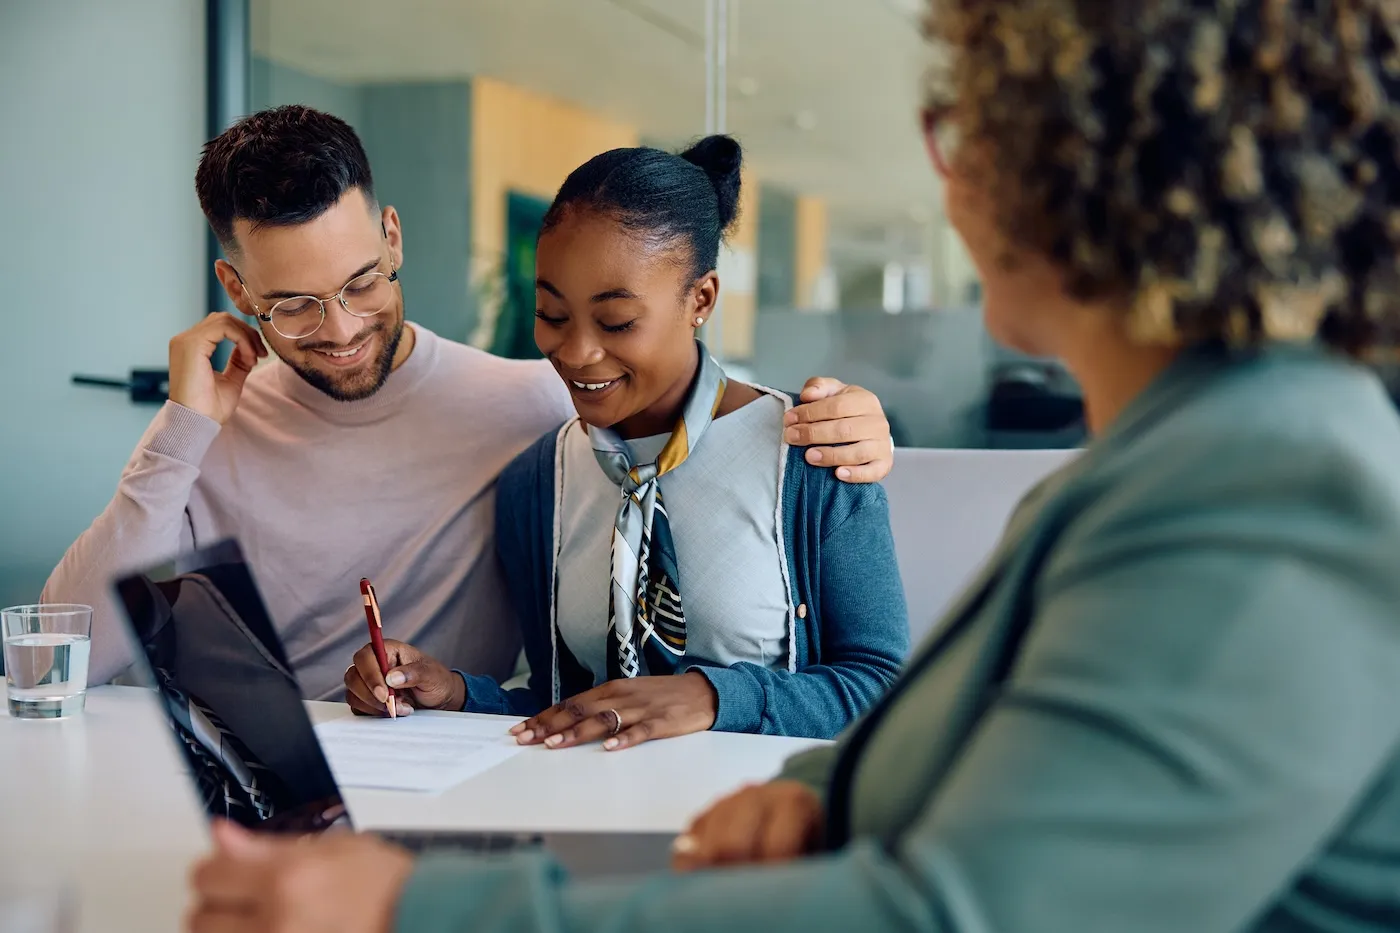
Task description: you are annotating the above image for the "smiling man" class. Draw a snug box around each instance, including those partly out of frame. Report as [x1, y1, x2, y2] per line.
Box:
[43, 105, 896, 700]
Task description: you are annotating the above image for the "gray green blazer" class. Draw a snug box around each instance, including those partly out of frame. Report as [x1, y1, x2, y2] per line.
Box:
[397, 344, 1400, 933]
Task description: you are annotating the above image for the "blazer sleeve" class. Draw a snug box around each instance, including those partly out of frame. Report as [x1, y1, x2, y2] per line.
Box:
[693, 479, 909, 738]
[394, 432, 1400, 933]
[458, 435, 558, 718]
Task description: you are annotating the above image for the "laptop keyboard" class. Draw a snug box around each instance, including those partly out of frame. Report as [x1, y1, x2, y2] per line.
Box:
[379, 831, 546, 855]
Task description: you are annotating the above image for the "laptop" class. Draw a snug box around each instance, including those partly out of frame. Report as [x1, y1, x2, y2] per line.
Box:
[111, 539, 674, 878]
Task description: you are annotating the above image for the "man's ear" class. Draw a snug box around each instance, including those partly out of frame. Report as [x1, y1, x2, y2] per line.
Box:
[381, 205, 404, 271]
[213, 259, 255, 317]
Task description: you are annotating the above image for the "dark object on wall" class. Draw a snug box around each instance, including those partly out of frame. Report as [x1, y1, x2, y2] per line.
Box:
[72, 370, 170, 404]
[984, 363, 1085, 448]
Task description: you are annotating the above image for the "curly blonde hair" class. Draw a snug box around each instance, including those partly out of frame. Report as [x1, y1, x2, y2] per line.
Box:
[927, 1, 1400, 351]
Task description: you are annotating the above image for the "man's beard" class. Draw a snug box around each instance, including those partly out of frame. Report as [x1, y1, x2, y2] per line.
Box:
[287, 317, 404, 402]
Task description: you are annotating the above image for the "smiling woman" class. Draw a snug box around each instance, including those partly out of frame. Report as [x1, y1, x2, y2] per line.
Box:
[342, 135, 909, 750]
[532, 137, 758, 439]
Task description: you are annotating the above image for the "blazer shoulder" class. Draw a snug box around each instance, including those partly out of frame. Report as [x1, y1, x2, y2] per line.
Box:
[1053, 356, 1400, 577]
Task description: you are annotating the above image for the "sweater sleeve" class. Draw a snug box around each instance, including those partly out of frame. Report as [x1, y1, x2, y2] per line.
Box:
[42, 401, 217, 685]
[692, 482, 909, 738]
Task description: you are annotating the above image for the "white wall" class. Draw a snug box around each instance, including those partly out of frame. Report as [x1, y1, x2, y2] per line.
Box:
[0, 2, 207, 605]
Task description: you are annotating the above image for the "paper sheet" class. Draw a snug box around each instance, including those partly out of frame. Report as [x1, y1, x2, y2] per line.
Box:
[314, 714, 524, 793]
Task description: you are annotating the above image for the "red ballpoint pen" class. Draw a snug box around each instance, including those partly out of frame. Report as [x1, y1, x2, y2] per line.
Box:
[359, 577, 397, 718]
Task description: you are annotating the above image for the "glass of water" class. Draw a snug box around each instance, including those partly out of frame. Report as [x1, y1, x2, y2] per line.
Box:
[2, 604, 93, 719]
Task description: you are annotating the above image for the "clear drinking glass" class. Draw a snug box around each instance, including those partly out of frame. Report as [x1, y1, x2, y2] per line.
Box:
[2, 604, 93, 719]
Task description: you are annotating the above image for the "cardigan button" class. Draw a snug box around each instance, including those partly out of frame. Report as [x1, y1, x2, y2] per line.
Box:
[797, 603, 808, 619]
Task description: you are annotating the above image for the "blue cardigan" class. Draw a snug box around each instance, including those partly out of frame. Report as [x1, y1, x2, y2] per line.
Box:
[459, 419, 909, 738]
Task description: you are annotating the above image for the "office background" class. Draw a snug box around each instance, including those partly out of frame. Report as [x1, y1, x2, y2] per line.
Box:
[0, 0, 1078, 611]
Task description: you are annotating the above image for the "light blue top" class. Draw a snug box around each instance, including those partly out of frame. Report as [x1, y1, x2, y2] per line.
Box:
[458, 388, 910, 737]
[401, 343, 1400, 933]
[555, 394, 792, 681]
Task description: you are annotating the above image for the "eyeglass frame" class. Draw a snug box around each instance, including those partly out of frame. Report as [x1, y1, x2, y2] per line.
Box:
[232, 262, 401, 340]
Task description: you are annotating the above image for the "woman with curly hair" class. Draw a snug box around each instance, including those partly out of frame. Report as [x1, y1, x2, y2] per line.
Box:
[187, 3, 1400, 931]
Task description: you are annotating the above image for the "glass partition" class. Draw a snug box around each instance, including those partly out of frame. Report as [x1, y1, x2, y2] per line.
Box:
[247, 0, 1083, 447]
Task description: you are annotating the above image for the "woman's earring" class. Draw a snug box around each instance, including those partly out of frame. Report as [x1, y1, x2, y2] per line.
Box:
[695, 317, 705, 327]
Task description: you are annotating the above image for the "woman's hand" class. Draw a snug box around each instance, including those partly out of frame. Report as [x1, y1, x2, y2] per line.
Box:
[188, 820, 413, 933]
[344, 639, 465, 716]
[671, 781, 825, 871]
[510, 672, 718, 751]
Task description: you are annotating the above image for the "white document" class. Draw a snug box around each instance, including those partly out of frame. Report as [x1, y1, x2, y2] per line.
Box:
[314, 714, 524, 793]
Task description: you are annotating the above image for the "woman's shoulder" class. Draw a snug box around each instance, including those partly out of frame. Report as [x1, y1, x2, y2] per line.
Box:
[781, 443, 890, 537]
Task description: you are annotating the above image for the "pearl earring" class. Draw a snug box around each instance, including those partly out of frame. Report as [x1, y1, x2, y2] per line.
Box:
[695, 317, 704, 326]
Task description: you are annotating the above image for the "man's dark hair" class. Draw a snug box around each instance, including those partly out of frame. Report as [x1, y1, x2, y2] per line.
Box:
[540, 134, 742, 283]
[195, 105, 375, 252]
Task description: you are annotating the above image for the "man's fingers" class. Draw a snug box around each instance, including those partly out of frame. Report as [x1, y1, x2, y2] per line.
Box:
[832, 461, 886, 484]
[220, 344, 258, 393]
[785, 392, 868, 428]
[785, 413, 887, 448]
[797, 376, 847, 402]
[803, 438, 888, 468]
[188, 313, 266, 357]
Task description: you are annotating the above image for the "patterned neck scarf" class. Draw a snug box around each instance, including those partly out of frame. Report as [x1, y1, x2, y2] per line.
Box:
[588, 343, 727, 680]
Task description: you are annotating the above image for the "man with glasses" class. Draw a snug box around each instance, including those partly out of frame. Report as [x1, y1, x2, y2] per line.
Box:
[44, 105, 897, 701]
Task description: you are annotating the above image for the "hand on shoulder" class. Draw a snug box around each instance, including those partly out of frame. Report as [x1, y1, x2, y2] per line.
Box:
[784, 378, 893, 483]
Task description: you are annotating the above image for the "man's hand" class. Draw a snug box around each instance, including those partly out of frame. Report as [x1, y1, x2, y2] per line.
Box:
[344, 639, 465, 716]
[671, 781, 825, 871]
[168, 312, 267, 425]
[509, 672, 718, 751]
[785, 378, 893, 483]
[188, 820, 413, 933]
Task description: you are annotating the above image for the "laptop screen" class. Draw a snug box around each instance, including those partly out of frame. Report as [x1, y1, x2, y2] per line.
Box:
[113, 539, 349, 834]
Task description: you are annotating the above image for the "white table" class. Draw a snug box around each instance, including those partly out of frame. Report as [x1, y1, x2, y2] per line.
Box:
[0, 686, 824, 933]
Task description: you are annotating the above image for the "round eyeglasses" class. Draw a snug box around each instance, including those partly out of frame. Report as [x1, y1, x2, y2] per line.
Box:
[242, 268, 399, 340]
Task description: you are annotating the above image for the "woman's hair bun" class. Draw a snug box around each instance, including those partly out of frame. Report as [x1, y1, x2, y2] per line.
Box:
[681, 134, 743, 232]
